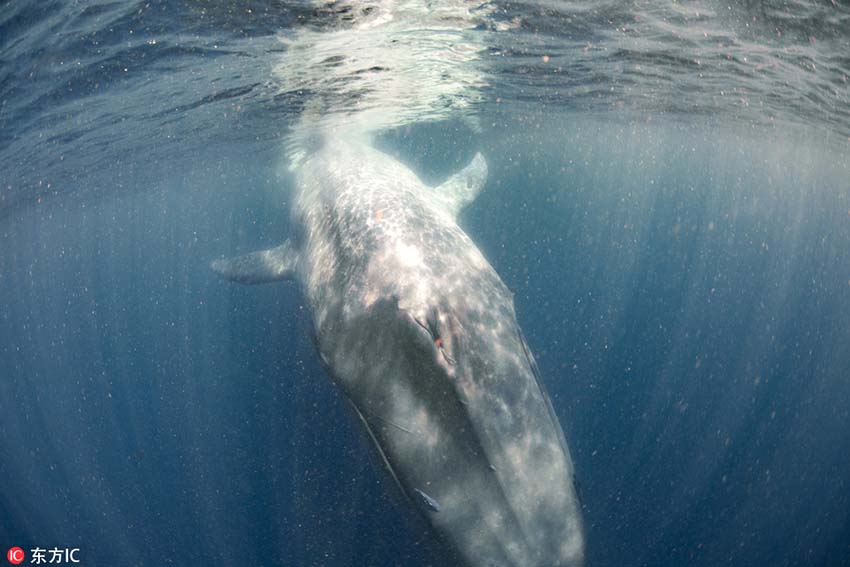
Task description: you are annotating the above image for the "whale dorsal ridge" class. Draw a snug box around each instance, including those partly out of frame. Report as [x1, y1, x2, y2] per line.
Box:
[211, 239, 298, 285]
[434, 152, 488, 218]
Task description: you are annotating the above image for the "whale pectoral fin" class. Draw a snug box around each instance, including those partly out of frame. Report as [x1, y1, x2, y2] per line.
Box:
[413, 488, 442, 513]
[211, 240, 298, 284]
[434, 152, 488, 218]
[349, 400, 412, 504]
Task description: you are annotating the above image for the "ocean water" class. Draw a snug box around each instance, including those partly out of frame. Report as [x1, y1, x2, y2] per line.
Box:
[1, 1, 850, 566]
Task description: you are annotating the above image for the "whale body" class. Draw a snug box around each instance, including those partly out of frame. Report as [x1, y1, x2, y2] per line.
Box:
[213, 137, 585, 566]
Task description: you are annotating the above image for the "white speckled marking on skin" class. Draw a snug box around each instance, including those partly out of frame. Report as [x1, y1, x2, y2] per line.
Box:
[214, 133, 585, 566]
[294, 138, 584, 567]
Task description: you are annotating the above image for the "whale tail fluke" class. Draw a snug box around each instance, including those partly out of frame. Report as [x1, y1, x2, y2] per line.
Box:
[434, 152, 488, 218]
[211, 239, 298, 285]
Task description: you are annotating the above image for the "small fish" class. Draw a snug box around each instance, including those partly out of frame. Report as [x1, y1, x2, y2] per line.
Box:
[413, 488, 442, 513]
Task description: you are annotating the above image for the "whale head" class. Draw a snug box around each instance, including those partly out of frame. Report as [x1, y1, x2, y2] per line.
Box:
[325, 288, 586, 567]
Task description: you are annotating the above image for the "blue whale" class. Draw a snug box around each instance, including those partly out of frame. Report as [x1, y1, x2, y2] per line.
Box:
[213, 137, 585, 566]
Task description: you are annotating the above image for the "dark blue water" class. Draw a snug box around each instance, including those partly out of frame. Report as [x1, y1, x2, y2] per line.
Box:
[2, 2, 850, 566]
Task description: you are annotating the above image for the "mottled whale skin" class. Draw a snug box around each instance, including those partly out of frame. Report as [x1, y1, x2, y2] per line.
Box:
[213, 137, 585, 567]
